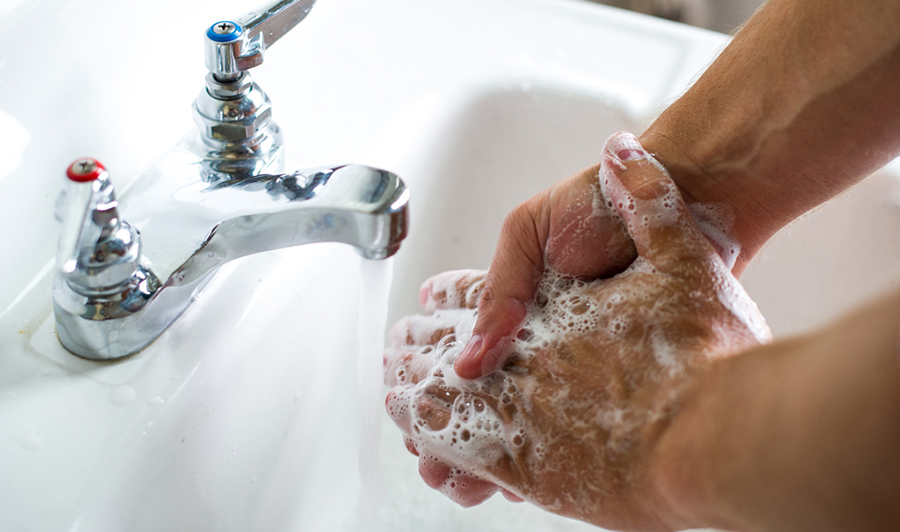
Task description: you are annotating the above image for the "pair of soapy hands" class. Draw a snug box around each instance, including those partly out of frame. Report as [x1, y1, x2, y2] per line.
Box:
[383, 132, 772, 530]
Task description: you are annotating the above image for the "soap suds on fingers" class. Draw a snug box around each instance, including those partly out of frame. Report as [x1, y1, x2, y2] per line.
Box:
[384, 132, 771, 520]
[385, 260, 770, 516]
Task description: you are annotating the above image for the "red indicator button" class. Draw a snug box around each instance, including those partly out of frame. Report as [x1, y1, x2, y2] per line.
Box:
[66, 158, 106, 182]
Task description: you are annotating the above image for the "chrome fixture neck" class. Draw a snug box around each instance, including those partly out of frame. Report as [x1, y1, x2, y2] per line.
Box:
[193, 73, 274, 149]
[195, 0, 316, 161]
[53, 0, 410, 361]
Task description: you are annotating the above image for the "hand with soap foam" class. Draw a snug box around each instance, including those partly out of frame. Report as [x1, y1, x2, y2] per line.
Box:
[444, 136, 639, 381]
[384, 132, 772, 530]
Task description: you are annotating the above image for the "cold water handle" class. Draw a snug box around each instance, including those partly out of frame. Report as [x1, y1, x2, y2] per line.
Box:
[194, 0, 318, 172]
[204, 0, 317, 80]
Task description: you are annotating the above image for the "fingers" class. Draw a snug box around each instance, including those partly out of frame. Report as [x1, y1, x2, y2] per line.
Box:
[384, 345, 438, 386]
[388, 274, 526, 508]
[386, 375, 522, 508]
[385, 309, 470, 386]
[389, 313, 458, 349]
[501, 488, 524, 503]
[418, 452, 499, 507]
[599, 132, 717, 273]
[403, 435, 419, 456]
[455, 199, 547, 379]
[385, 376, 459, 435]
[543, 166, 636, 278]
[455, 167, 638, 380]
[418, 270, 486, 312]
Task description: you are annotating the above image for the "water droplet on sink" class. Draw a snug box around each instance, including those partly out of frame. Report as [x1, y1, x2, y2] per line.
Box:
[147, 396, 166, 406]
[109, 385, 136, 405]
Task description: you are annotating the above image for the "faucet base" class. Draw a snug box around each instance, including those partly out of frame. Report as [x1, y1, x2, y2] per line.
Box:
[53, 266, 167, 360]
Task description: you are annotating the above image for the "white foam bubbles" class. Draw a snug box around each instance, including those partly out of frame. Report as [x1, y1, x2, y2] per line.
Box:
[422, 270, 485, 312]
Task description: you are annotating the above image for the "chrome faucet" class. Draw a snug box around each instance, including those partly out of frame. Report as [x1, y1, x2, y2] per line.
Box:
[53, 0, 409, 361]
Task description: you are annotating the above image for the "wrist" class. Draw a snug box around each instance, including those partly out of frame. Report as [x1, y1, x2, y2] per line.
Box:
[645, 361, 733, 531]
[645, 347, 775, 532]
[638, 126, 766, 276]
[650, 291, 900, 532]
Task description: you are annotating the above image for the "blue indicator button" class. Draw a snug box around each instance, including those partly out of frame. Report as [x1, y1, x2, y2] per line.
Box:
[207, 21, 242, 43]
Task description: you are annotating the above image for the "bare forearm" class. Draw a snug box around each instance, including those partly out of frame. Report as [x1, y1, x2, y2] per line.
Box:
[641, 0, 900, 275]
[655, 291, 900, 531]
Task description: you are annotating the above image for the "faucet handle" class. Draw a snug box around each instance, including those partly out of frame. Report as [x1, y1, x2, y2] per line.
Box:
[57, 158, 107, 275]
[56, 158, 143, 292]
[205, 0, 317, 78]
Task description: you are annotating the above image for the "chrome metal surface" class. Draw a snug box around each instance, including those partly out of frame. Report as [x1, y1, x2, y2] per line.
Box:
[52, 0, 409, 360]
[193, 72, 274, 148]
[204, 0, 317, 78]
[54, 153, 408, 360]
[197, 1, 316, 161]
[56, 164, 142, 289]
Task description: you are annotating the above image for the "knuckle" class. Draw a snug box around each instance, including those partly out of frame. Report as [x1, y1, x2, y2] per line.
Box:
[478, 281, 498, 309]
[389, 316, 414, 346]
[427, 327, 456, 345]
[501, 203, 534, 235]
[465, 277, 486, 309]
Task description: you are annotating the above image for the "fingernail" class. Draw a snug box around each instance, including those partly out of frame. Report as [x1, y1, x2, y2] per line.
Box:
[610, 132, 646, 161]
[617, 148, 646, 161]
[457, 335, 483, 365]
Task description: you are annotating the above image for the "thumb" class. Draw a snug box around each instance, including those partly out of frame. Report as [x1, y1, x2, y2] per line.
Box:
[599, 132, 715, 272]
[454, 168, 637, 380]
[453, 197, 546, 380]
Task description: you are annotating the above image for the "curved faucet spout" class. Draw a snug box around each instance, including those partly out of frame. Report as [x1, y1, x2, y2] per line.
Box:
[53, 162, 409, 361]
[171, 165, 409, 286]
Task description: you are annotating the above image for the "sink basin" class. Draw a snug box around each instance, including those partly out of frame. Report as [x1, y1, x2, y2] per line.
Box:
[3, 0, 900, 530]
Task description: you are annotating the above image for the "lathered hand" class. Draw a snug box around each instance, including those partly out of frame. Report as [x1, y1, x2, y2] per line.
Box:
[448, 136, 638, 379]
[384, 134, 771, 530]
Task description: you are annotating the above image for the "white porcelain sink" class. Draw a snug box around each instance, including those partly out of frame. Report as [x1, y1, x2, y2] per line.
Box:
[3, 0, 900, 530]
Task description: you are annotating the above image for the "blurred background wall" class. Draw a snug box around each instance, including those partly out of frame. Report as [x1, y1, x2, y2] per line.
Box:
[586, 0, 767, 33]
